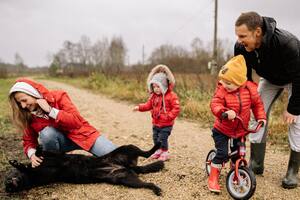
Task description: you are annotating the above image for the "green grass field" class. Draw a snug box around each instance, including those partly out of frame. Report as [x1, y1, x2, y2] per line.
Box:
[0, 78, 23, 171]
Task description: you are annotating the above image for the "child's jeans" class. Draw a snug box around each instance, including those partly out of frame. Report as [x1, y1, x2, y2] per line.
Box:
[211, 128, 239, 165]
[39, 126, 117, 157]
[152, 126, 172, 150]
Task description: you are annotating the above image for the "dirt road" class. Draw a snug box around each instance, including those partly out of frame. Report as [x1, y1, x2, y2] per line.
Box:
[8, 80, 300, 199]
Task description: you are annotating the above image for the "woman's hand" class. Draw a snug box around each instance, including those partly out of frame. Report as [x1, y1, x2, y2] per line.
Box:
[30, 154, 44, 168]
[225, 110, 236, 120]
[36, 99, 52, 113]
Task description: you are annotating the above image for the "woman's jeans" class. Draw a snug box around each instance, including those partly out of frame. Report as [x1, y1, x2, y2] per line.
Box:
[39, 126, 117, 157]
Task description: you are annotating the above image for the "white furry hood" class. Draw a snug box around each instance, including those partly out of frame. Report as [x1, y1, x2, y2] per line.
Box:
[147, 64, 175, 93]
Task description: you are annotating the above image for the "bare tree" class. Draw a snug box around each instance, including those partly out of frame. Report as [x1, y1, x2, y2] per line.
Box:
[14, 52, 26, 73]
[190, 37, 211, 73]
[91, 37, 109, 71]
[106, 36, 127, 74]
[14, 53, 24, 66]
[77, 35, 93, 66]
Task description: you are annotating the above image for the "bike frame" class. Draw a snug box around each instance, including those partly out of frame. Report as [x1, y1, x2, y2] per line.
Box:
[222, 114, 264, 184]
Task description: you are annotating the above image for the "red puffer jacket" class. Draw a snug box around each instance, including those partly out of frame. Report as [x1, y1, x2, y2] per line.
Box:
[138, 91, 180, 127]
[15, 78, 100, 156]
[210, 81, 266, 138]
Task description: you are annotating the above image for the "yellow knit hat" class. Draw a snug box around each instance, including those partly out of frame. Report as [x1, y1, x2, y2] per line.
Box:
[218, 55, 247, 86]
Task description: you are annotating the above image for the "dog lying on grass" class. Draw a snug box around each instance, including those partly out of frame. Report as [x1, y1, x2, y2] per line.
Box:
[4, 143, 164, 196]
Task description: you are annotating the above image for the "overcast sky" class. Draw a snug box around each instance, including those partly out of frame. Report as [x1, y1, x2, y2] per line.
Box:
[0, 0, 299, 67]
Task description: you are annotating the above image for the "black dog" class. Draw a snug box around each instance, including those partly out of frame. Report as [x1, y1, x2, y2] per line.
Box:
[4, 143, 164, 195]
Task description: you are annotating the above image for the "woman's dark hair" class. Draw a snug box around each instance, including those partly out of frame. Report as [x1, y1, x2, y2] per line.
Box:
[235, 11, 263, 31]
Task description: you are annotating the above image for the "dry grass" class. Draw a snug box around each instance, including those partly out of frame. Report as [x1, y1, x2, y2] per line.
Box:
[46, 72, 289, 147]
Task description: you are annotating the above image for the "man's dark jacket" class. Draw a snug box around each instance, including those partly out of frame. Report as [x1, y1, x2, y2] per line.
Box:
[235, 17, 300, 115]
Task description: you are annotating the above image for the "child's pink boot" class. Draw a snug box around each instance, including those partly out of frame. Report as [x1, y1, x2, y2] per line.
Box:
[150, 149, 163, 159]
[158, 150, 169, 161]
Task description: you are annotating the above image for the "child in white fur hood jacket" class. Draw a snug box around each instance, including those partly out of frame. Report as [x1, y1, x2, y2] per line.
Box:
[133, 64, 180, 161]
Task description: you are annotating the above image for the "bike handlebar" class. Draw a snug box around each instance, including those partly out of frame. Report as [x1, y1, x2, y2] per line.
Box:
[221, 112, 264, 133]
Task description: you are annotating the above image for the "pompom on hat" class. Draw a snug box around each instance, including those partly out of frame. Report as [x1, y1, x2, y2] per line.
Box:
[218, 55, 247, 86]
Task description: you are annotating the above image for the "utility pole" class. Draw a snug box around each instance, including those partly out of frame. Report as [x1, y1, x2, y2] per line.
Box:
[142, 45, 145, 65]
[209, 0, 218, 74]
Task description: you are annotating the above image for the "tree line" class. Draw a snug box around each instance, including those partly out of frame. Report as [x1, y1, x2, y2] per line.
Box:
[48, 35, 233, 76]
[0, 35, 233, 78]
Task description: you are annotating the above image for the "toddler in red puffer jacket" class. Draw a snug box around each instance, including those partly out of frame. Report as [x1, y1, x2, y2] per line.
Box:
[208, 55, 266, 193]
[133, 64, 180, 161]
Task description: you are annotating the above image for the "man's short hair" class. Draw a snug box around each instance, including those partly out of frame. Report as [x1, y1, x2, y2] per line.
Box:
[235, 11, 263, 31]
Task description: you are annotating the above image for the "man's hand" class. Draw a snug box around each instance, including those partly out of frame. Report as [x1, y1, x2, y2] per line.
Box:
[36, 99, 52, 113]
[283, 110, 297, 124]
[30, 154, 43, 168]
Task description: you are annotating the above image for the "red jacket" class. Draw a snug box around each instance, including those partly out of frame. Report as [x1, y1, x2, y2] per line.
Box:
[210, 81, 266, 138]
[138, 91, 180, 127]
[15, 78, 100, 156]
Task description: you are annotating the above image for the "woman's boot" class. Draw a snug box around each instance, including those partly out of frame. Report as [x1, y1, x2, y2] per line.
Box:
[282, 150, 300, 189]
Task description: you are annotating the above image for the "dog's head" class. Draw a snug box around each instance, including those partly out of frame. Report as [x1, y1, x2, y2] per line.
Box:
[4, 168, 29, 193]
[4, 160, 30, 193]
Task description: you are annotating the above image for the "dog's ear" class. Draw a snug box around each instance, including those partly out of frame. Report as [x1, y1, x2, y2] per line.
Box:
[9, 160, 19, 168]
[35, 145, 43, 157]
[8, 160, 27, 171]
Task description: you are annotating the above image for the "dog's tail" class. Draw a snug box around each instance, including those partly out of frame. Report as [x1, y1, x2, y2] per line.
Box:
[141, 142, 161, 158]
[133, 161, 164, 174]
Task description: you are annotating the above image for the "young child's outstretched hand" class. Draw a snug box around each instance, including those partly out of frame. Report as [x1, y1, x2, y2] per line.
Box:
[133, 106, 139, 112]
[225, 110, 236, 120]
[257, 119, 267, 126]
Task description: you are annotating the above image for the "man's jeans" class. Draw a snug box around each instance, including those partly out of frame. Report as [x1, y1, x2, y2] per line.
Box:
[250, 78, 300, 152]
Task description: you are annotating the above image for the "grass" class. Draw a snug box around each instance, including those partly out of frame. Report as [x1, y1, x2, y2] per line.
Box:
[0, 78, 16, 140]
[0, 78, 24, 182]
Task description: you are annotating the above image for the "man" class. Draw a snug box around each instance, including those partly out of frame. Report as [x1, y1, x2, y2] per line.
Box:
[234, 11, 300, 189]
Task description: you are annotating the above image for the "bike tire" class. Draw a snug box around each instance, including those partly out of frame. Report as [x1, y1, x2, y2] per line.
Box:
[205, 149, 217, 176]
[226, 166, 256, 200]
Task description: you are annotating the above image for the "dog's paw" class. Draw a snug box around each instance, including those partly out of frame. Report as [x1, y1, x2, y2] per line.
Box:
[153, 186, 162, 196]
[35, 145, 44, 157]
[156, 160, 165, 170]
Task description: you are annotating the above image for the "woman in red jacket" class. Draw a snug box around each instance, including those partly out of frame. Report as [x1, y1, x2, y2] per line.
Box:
[9, 78, 116, 168]
[133, 64, 180, 161]
[208, 55, 266, 193]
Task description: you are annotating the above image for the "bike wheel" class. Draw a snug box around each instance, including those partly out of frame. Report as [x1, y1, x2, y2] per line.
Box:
[205, 149, 216, 176]
[226, 166, 256, 200]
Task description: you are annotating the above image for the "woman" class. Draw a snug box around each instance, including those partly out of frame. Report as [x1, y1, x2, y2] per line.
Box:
[9, 78, 117, 167]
